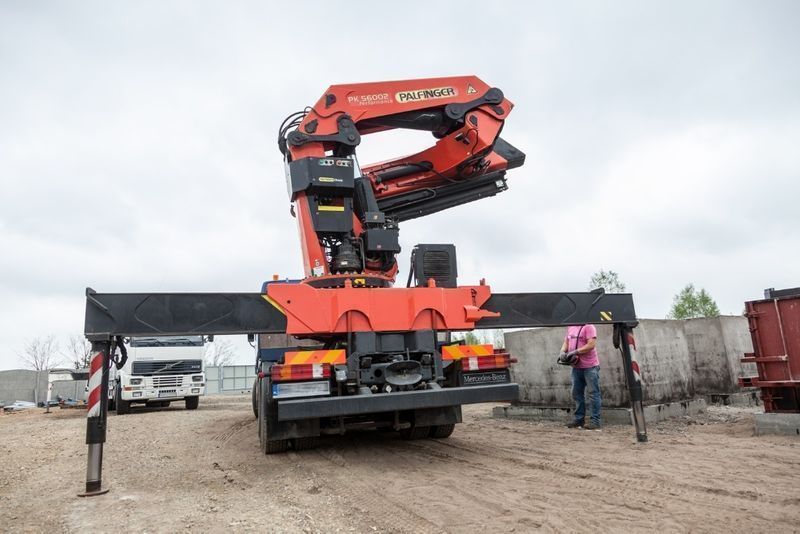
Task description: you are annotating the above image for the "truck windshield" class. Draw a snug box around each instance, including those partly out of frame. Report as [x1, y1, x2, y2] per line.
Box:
[130, 336, 204, 347]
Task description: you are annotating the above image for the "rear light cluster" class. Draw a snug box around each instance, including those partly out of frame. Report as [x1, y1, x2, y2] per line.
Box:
[271, 363, 331, 382]
[460, 354, 511, 372]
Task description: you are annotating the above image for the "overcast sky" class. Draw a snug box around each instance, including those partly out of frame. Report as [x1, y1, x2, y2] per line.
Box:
[1, 1, 798, 369]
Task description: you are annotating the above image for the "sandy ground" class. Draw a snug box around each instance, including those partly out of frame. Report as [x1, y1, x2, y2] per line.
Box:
[0, 396, 798, 533]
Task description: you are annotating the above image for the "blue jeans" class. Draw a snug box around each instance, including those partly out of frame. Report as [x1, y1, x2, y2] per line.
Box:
[572, 366, 601, 424]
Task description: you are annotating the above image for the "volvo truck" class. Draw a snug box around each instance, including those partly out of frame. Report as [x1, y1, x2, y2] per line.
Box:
[111, 336, 206, 414]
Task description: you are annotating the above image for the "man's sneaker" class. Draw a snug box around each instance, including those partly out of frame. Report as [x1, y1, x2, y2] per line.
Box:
[566, 420, 584, 429]
[584, 422, 602, 431]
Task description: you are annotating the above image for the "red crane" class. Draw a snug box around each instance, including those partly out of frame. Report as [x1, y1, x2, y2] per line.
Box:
[269, 76, 524, 337]
[78, 76, 645, 495]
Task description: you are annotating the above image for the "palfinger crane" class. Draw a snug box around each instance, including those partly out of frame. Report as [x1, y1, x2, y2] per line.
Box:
[78, 76, 646, 495]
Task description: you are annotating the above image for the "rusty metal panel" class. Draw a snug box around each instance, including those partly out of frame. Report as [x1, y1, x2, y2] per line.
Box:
[741, 287, 800, 412]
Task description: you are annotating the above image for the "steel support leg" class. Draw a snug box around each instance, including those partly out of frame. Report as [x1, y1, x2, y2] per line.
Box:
[78, 339, 111, 496]
[616, 324, 648, 442]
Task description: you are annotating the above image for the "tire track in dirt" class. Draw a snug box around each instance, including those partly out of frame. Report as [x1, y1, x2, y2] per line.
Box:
[210, 416, 254, 443]
[446, 415, 800, 530]
[4, 397, 800, 533]
[308, 433, 535, 530]
[304, 435, 446, 533]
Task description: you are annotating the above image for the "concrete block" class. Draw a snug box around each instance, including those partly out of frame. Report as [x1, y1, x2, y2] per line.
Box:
[492, 405, 574, 423]
[705, 390, 761, 407]
[505, 316, 755, 412]
[754, 413, 800, 436]
[641, 398, 707, 422]
[684, 316, 755, 395]
[493, 398, 707, 426]
[506, 319, 696, 408]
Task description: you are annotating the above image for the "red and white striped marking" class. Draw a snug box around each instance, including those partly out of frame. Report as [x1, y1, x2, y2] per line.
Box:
[86, 350, 104, 418]
[627, 332, 642, 383]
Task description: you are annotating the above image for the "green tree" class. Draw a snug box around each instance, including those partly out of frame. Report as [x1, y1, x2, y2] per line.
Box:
[488, 329, 505, 350]
[452, 330, 505, 348]
[667, 284, 720, 319]
[588, 269, 626, 293]
[454, 331, 482, 345]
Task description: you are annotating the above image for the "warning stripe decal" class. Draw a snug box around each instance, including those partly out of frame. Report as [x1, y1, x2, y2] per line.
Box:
[284, 349, 346, 365]
[86, 349, 104, 418]
[441, 344, 494, 360]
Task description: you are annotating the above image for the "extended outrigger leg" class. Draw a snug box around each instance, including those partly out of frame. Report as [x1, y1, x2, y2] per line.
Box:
[615, 324, 647, 442]
[78, 338, 112, 496]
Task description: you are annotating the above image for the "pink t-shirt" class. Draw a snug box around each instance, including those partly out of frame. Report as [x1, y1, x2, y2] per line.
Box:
[565, 324, 599, 369]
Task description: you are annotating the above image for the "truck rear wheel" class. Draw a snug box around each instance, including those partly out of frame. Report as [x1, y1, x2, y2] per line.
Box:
[185, 396, 199, 410]
[292, 437, 319, 451]
[251, 378, 258, 419]
[258, 376, 289, 454]
[400, 425, 430, 440]
[429, 423, 456, 439]
[115, 383, 131, 415]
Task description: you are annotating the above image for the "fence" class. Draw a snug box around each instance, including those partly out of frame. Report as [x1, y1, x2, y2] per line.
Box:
[205, 365, 257, 395]
[1, 364, 258, 404]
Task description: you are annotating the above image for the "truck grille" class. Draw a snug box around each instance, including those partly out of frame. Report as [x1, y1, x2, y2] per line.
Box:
[152, 376, 184, 387]
[131, 360, 202, 376]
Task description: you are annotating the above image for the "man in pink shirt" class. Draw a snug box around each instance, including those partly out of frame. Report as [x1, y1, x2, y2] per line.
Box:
[558, 324, 601, 430]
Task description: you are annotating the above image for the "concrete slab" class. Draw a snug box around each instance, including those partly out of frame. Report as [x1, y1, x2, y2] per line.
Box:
[754, 413, 800, 437]
[505, 316, 755, 412]
[493, 399, 707, 426]
[705, 391, 761, 407]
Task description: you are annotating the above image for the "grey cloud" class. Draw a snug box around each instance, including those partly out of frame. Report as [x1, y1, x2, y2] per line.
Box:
[1, 1, 798, 368]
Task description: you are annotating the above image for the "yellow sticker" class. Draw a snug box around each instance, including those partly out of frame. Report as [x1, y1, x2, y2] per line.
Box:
[262, 294, 286, 315]
[317, 206, 345, 212]
[600, 311, 613, 321]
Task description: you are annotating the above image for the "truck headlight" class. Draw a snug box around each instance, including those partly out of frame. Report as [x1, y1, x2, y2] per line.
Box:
[192, 375, 204, 382]
[130, 378, 142, 385]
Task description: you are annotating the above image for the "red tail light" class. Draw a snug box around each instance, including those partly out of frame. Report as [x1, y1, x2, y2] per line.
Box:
[460, 354, 510, 372]
[271, 363, 331, 382]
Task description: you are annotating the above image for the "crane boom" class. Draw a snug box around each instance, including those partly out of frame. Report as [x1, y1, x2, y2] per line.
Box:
[279, 76, 525, 282]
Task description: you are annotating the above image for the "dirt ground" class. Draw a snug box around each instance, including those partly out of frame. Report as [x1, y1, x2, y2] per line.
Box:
[0, 396, 798, 533]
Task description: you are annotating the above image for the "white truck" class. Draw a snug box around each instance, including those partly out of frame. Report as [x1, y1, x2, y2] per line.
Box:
[111, 336, 206, 414]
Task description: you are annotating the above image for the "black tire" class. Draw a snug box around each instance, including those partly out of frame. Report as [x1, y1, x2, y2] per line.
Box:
[264, 437, 289, 454]
[400, 425, 430, 440]
[258, 376, 289, 454]
[292, 436, 320, 451]
[251, 378, 259, 419]
[160, 401, 171, 408]
[429, 423, 456, 439]
[185, 396, 199, 410]
[115, 383, 131, 415]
